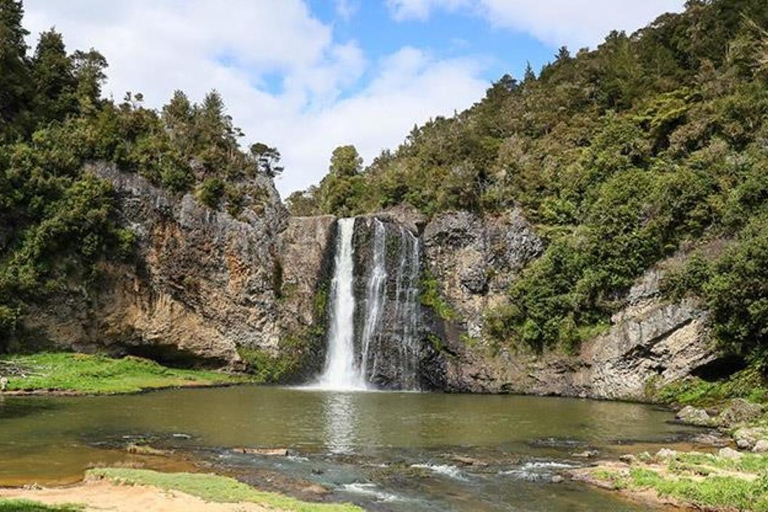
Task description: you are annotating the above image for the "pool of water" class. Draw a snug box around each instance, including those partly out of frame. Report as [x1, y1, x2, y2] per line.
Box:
[0, 386, 702, 510]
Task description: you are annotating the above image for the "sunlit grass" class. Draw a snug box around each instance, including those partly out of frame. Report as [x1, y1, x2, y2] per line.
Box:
[0, 353, 252, 394]
[89, 468, 362, 511]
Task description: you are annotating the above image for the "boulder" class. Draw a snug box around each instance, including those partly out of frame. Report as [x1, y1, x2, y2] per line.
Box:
[656, 448, 678, 459]
[676, 406, 714, 427]
[733, 427, 768, 450]
[718, 447, 743, 460]
[753, 440, 768, 453]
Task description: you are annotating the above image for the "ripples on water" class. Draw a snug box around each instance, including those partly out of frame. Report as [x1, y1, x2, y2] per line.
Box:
[0, 386, 704, 511]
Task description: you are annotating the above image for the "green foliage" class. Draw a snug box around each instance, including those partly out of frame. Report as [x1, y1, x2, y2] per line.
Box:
[88, 468, 362, 511]
[0, 353, 250, 394]
[0, 7, 283, 350]
[198, 177, 225, 209]
[294, 0, 768, 360]
[419, 267, 457, 321]
[649, 365, 768, 406]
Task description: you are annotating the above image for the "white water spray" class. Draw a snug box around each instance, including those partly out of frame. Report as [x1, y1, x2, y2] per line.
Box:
[316, 218, 367, 391]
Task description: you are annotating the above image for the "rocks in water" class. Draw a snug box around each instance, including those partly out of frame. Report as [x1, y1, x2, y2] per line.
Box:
[233, 447, 289, 456]
[676, 406, 714, 426]
[551, 475, 564, 484]
[451, 455, 489, 467]
[718, 447, 744, 460]
[572, 450, 600, 459]
[690, 432, 729, 447]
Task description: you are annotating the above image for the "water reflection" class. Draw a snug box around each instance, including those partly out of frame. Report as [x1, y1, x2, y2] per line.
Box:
[322, 392, 358, 454]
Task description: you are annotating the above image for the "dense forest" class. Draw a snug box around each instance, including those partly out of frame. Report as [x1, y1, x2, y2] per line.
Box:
[288, 0, 768, 364]
[0, 0, 281, 351]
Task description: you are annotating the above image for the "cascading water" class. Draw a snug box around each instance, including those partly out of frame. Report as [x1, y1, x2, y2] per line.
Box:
[316, 218, 366, 391]
[359, 219, 388, 381]
[315, 217, 423, 391]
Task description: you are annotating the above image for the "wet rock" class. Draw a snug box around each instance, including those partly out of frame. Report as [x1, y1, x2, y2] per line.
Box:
[301, 484, 330, 496]
[690, 432, 729, 447]
[719, 447, 743, 460]
[753, 440, 768, 453]
[551, 475, 564, 483]
[572, 450, 600, 459]
[676, 406, 713, 427]
[718, 399, 764, 427]
[451, 455, 489, 467]
[233, 447, 289, 456]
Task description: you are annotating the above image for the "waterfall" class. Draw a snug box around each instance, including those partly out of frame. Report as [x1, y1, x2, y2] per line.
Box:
[317, 218, 366, 391]
[360, 219, 387, 381]
[315, 217, 423, 391]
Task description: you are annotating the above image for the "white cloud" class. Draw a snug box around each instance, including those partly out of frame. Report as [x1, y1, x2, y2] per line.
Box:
[387, 0, 470, 21]
[23, 0, 488, 196]
[334, 0, 359, 21]
[387, 0, 685, 49]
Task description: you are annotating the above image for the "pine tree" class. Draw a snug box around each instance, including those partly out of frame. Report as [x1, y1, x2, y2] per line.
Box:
[32, 29, 77, 121]
[0, 0, 33, 140]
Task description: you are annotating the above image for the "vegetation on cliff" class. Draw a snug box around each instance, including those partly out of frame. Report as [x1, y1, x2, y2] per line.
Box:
[290, 0, 768, 364]
[0, 0, 281, 351]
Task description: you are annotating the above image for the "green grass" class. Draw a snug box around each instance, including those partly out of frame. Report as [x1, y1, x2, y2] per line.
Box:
[649, 365, 768, 407]
[0, 353, 253, 394]
[88, 468, 362, 511]
[0, 499, 82, 511]
[592, 453, 768, 511]
[628, 467, 768, 511]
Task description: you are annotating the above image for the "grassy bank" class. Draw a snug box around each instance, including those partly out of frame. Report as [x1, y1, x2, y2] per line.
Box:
[0, 499, 81, 511]
[577, 450, 768, 511]
[89, 468, 361, 511]
[0, 353, 252, 395]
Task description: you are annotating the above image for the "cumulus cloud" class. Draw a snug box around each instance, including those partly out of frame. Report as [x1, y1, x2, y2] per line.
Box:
[387, 0, 685, 49]
[23, 0, 488, 195]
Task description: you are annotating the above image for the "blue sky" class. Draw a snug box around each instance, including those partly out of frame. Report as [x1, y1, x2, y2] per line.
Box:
[24, 0, 684, 195]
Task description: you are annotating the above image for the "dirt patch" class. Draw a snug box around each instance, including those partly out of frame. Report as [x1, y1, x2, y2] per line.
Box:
[0, 478, 270, 512]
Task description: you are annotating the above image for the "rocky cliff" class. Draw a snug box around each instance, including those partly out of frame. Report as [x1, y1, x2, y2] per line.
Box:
[21, 164, 721, 398]
[23, 164, 332, 374]
[430, 231, 720, 400]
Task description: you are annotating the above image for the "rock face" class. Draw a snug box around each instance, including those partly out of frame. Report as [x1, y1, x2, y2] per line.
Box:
[420, 210, 719, 401]
[422, 209, 544, 339]
[23, 164, 334, 373]
[437, 264, 717, 399]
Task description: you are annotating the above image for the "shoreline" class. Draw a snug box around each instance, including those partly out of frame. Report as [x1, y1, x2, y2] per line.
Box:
[0, 468, 362, 512]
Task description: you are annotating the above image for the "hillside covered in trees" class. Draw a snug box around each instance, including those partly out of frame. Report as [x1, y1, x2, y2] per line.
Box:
[288, 0, 768, 364]
[0, 0, 282, 351]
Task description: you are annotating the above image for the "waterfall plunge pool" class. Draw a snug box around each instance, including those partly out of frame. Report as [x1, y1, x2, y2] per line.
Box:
[0, 385, 706, 511]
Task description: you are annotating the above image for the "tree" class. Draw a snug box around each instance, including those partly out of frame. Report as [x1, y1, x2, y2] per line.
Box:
[250, 142, 283, 177]
[0, 0, 32, 140]
[72, 48, 107, 113]
[329, 145, 362, 177]
[32, 29, 77, 121]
